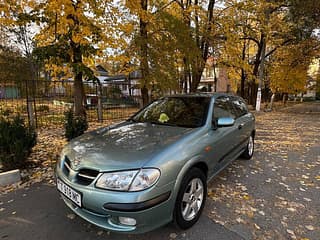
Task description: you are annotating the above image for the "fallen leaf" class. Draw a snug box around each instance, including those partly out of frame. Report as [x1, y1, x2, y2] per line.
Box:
[305, 225, 314, 231]
[243, 195, 250, 200]
[169, 233, 177, 239]
[287, 207, 296, 212]
[67, 213, 76, 220]
[286, 229, 296, 239]
[299, 187, 306, 192]
[254, 223, 261, 230]
[236, 217, 245, 223]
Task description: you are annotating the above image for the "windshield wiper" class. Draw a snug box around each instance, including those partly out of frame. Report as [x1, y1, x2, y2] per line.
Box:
[127, 118, 139, 123]
[146, 121, 185, 127]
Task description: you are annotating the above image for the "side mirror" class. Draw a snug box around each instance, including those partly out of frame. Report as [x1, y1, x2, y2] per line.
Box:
[217, 117, 235, 127]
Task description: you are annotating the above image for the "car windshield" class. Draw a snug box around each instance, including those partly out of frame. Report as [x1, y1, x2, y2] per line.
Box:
[130, 96, 211, 128]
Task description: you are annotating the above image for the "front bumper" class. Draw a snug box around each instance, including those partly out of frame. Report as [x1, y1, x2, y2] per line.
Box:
[56, 166, 175, 233]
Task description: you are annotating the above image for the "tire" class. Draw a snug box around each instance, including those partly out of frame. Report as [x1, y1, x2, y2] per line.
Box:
[174, 168, 207, 229]
[241, 134, 254, 160]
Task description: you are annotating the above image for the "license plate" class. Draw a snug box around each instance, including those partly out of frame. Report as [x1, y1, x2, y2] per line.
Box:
[57, 178, 82, 207]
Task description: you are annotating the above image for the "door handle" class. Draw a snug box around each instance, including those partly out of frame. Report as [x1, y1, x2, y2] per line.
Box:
[238, 124, 244, 130]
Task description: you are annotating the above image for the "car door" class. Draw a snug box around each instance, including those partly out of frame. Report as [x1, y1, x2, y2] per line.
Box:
[206, 96, 240, 177]
[231, 96, 253, 149]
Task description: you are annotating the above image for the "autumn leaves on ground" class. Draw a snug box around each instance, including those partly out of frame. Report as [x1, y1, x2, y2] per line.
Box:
[207, 102, 320, 240]
[1, 102, 319, 240]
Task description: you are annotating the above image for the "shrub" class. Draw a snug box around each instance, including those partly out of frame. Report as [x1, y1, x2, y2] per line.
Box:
[0, 108, 13, 116]
[0, 116, 37, 171]
[36, 104, 50, 112]
[64, 109, 88, 141]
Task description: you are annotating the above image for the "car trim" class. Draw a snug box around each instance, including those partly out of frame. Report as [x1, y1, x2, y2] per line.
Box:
[103, 191, 171, 212]
[218, 137, 249, 163]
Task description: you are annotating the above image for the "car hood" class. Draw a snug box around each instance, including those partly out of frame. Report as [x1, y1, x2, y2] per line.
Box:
[63, 121, 196, 171]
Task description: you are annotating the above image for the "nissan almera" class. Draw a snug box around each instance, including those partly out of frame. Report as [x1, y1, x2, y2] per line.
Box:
[56, 93, 255, 233]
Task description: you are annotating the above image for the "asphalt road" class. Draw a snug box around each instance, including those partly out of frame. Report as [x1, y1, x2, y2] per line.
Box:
[1, 102, 319, 240]
[0, 183, 243, 240]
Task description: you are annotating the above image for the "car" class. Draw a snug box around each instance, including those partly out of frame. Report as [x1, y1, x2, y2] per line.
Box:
[55, 93, 255, 233]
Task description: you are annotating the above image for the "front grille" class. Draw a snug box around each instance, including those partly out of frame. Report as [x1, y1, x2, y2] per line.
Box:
[76, 169, 99, 185]
[62, 156, 72, 176]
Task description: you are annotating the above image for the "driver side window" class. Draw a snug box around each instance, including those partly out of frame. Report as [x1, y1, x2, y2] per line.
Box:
[213, 97, 236, 121]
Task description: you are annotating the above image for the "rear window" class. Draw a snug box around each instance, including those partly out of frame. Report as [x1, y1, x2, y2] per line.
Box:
[231, 97, 248, 118]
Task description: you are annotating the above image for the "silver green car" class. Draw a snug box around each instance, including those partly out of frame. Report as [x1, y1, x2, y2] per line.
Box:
[56, 93, 255, 233]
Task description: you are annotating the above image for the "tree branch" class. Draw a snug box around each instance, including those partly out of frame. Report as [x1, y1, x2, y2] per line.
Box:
[265, 39, 293, 58]
[152, 0, 176, 14]
[240, 37, 260, 46]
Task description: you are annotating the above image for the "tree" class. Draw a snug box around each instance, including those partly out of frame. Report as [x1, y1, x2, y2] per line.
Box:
[30, 0, 125, 117]
[218, 0, 305, 106]
[269, 39, 319, 95]
[0, 0, 37, 85]
[172, 0, 217, 92]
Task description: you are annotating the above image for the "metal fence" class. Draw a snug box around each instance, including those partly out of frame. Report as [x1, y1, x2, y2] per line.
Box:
[0, 80, 141, 128]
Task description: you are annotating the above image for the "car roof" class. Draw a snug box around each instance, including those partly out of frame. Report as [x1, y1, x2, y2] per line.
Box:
[166, 92, 236, 99]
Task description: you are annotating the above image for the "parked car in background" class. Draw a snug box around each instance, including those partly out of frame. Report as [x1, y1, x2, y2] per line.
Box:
[56, 93, 255, 233]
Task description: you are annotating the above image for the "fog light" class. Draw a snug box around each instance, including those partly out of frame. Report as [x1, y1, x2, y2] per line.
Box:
[118, 217, 136, 226]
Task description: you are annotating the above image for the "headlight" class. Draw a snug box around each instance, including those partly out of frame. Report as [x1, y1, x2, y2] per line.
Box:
[95, 168, 160, 191]
[130, 169, 160, 191]
[96, 170, 138, 191]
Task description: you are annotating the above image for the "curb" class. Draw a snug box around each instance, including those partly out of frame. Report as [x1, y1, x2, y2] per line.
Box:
[0, 169, 21, 187]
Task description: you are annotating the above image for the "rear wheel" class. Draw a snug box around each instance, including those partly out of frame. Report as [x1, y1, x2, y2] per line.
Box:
[174, 168, 207, 229]
[241, 134, 254, 159]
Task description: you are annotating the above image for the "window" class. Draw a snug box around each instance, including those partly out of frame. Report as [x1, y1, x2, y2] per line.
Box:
[231, 97, 248, 118]
[213, 96, 236, 120]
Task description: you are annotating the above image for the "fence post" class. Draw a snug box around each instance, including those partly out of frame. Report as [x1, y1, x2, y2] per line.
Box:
[97, 81, 103, 122]
[27, 99, 36, 127]
[25, 80, 36, 128]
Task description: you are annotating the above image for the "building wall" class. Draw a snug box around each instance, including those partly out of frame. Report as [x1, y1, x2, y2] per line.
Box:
[216, 68, 230, 92]
[0, 87, 19, 99]
[200, 66, 230, 92]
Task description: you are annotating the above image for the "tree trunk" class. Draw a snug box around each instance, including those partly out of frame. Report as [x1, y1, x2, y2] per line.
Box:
[282, 93, 288, 105]
[256, 34, 266, 111]
[240, 40, 247, 97]
[241, 68, 245, 97]
[190, 66, 204, 92]
[183, 57, 189, 93]
[140, 0, 149, 107]
[72, 44, 86, 118]
[269, 93, 275, 110]
[180, 0, 215, 92]
[213, 60, 218, 92]
[141, 86, 149, 107]
[73, 72, 86, 117]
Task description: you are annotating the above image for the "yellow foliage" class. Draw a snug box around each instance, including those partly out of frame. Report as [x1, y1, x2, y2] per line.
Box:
[269, 40, 317, 93]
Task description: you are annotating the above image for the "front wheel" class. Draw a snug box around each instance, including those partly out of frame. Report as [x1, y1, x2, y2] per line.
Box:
[174, 168, 207, 229]
[241, 134, 254, 159]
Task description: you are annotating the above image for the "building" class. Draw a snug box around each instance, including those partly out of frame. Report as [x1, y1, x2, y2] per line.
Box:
[199, 57, 230, 92]
[0, 83, 20, 99]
